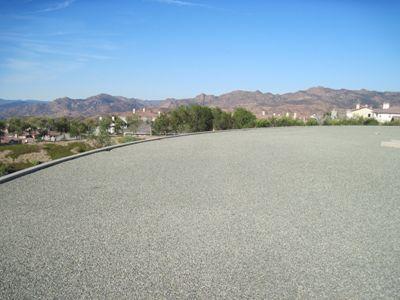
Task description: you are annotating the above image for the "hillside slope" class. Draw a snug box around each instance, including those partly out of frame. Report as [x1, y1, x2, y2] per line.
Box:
[1, 87, 400, 118]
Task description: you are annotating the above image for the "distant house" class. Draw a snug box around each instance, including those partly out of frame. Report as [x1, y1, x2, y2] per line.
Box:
[21, 135, 35, 144]
[346, 103, 400, 123]
[96, 116, 128, 135]
[43, 131, 74, 142]
[346, 104, 373, 119]
[0, 136, 19, 144]
[108, 116, 128, 134]
[373, 103, 400, 123]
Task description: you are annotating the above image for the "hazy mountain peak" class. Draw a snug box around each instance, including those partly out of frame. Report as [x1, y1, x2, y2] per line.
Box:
[1, 87, 400, 119]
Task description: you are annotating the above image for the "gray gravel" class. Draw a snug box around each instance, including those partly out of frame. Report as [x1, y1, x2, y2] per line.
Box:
[1, 126, 400, 299]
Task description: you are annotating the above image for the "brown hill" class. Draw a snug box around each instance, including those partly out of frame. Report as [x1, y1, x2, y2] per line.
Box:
[1, 87, 400, 119]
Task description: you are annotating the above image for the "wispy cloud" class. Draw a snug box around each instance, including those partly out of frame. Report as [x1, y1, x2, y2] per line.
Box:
[22, 42, 113, 60]
[0, 57, 84, 85]
[151, 0, 207, 7]
[3, 58, 40, 71]
[34, 0, 76, 13]
[0, 33, 115, 61]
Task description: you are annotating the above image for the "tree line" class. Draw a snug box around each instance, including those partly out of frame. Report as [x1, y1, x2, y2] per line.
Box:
[152, 105, 400, 135]
[152, 106, 257, 135]
[1, 106, 399, 141]
[152, 105, 321, 135]
[152, 106, 318, 135]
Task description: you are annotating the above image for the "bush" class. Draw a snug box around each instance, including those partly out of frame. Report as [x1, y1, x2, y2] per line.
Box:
[91, 126, 111, 147]
[188, 105, 214, 132]
[212, 108, 233, 130]
[363, 118, 379, 125]
[152, 113, 172, 135]
[256, 119, 272, 128]
[323, 117, 378, 126]
[274, 117, 305, 127]
[232, 108, 256, 129]
[306, 118, 319, 126]
[153, 105, 214, 134]
[383, 119, 400, 126]
[44, 142, 93, 159]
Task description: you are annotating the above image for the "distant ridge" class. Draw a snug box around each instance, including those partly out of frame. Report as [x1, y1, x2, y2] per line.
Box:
[1, 87, 400, 119]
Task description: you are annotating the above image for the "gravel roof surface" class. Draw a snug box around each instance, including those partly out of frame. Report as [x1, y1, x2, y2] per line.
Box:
[1, 126, 400, 298]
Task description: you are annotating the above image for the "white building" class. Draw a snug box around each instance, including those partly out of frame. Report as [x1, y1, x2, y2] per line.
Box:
[346, 105, 373, 119]
[346, 103, 400, 123]
[373, 103, 400, 123]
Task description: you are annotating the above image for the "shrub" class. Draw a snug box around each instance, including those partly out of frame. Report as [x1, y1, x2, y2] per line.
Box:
[383, 119, 400, 126]
[152, 113, 172, 135]
[256, 119, 272, 128]
[306, 118, 319, 126]
[212, 108, 234, 130]
[232, 108, 256, 129]
[44, 142, 93, 159]
[363, 118, 379, 125]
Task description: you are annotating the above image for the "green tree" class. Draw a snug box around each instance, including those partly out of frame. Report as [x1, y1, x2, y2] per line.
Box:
[232, 108, 256, 129]
[92, 117, 112, 147]
[170, 106, 191, 133]
[83, 118, 97, 134]
[212, 108, 233, 130]
[188, 105, 214, 132]
[113, 117, 126, 134]
[7, 118, 23, 135]
[69, 120, 88, 139]
[54, 117, 70, 133]
[152, 113, 171, 135]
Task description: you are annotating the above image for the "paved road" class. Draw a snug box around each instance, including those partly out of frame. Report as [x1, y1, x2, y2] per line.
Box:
[1, 127, 400, 299]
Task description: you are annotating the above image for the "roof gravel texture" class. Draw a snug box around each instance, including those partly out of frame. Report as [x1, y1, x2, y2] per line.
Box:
[1, 126, 400, 298]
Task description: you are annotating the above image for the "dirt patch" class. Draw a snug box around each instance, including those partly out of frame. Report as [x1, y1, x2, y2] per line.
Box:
[0, 150, 13, 164]
[16, 150, 51, 163]
[70, 147, 82, 154]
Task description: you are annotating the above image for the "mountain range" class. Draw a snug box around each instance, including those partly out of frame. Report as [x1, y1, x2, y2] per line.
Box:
[1, 87, 400, 119]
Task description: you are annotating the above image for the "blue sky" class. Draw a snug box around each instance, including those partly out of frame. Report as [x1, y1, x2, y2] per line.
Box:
[0, 0, 399, 100]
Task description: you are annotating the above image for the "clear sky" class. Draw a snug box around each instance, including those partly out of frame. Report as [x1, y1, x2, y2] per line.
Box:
[0, 0, 399, 100]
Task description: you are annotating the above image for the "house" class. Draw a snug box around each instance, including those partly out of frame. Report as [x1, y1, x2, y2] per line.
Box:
[373, 103, 400, 123]
[109, 116, 128, 134]
[346, 104, 373, 119]
[96, 116, 128, 135]
[43, 131, 73, 142]
[346, 103, 400, 123]
[0, 136, 20, 144]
